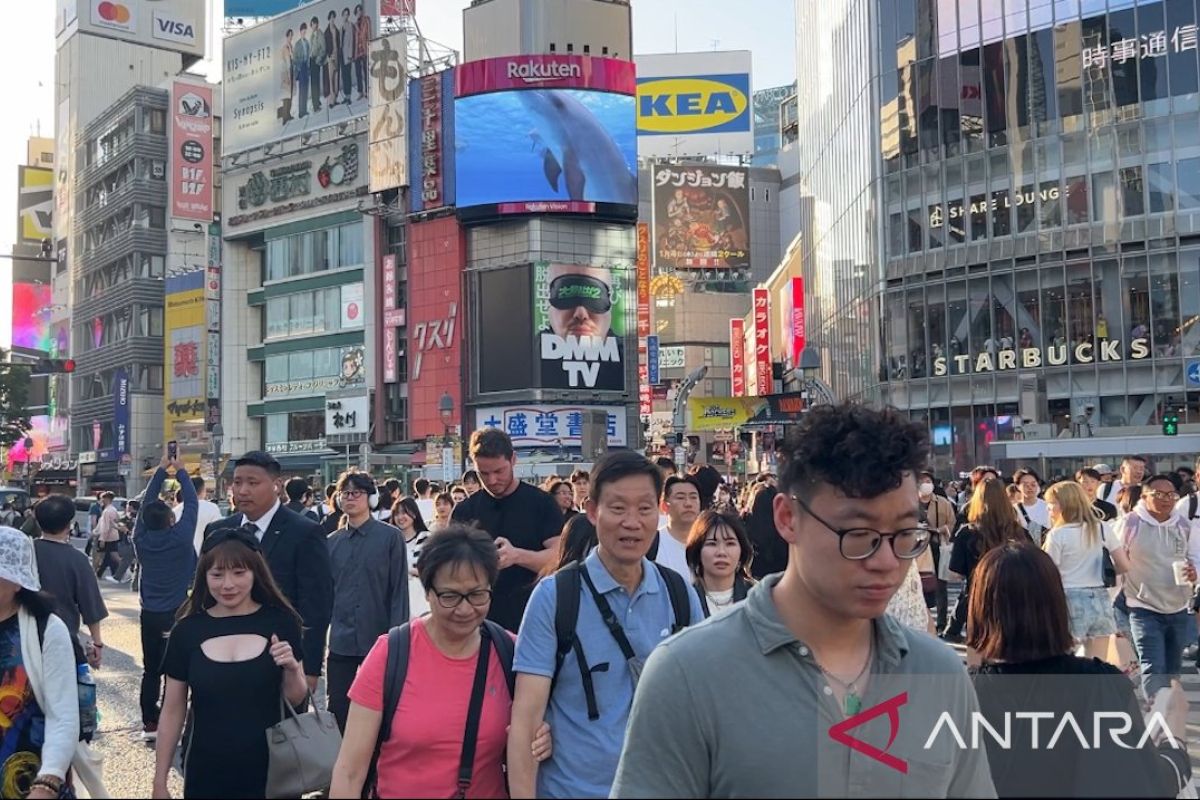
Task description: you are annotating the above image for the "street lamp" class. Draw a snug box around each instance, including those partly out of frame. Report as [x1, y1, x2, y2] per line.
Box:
[211, 423, 224, 511]
[438, 393, 454, 484]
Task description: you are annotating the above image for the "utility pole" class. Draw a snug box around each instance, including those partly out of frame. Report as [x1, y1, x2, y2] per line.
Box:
[671, 366, 707, 474]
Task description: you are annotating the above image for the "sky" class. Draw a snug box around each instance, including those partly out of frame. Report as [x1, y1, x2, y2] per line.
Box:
[0, 0, 797, 348]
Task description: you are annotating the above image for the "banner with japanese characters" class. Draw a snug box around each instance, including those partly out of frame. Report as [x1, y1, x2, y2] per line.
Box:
[534, 261, 634, 392]
[730, 318, 746, 397]
[474, 405, 627, 448]
[164, 268, 207, 439]
[169, 81, 214, 222]
[752, 288, 772, 396]
[368, 33, 408, 192]
[652, 164, 751, 270]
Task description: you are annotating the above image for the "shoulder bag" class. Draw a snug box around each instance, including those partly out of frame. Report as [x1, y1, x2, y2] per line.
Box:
[265, 691, 342, 799]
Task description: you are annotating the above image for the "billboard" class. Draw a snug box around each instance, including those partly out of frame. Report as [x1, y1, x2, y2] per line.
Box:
[752, 289, 771, 396]
[688, 396, 764, 432]
[223, 0, 377, 155]
[368, 34, 408, 193]
[12, 283, 51, 352]
[164, 269, 206, 439]
[634, 51, 754, 158]
[225, 138, 367, 232]
[781, 277, 805, 366]
[730, 318, 746, 397]
[170, 82, 214, 222]
[408, 68, 455, 213]
[75, 0, 206, 59]
[653, 165, 751, 270]
[408, 216, 465, 439]
[535, 261, 633, 392]
[455, 55, 638, 216]
[17, 167, 52, 246]
[475, 405, 627, 449]
[113, 369, 130, 457]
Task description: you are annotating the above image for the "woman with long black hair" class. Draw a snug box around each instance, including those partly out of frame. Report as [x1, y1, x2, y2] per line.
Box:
[152, 530, 307, 798]
[685, 510, 754, 618]
[392, 496, 431, 619]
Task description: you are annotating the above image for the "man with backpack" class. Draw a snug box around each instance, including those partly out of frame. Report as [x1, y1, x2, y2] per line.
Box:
[506, 451, 703, 799]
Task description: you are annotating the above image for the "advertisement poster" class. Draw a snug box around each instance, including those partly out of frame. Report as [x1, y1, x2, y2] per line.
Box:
[368, 34, 408, 192]
[786, 277, 805, 365]
[170, 82, 214, 221]
[753, 288, 772, 396]
[535, 262, 632, 391]
[81, 0, 206, 60]
[731, 318, 746, 397]
[408, 68, 456, 213]
[634, 51, 754, 158]
[687, 396, 764, 432]
[653, 164, 751, 270]
[455, 55, 637, 213]
[341, 282, 364, 328]
[114, 369, 130, 457]
[226, 139, 365, 231]
[17, 167, 52, 245]
[223, 0, 376, 155]
[165, 269, 206, 438]
[12, 284, 51, 351]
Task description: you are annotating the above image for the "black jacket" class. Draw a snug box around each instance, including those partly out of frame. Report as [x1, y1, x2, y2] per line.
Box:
[204, 505, 333, 677]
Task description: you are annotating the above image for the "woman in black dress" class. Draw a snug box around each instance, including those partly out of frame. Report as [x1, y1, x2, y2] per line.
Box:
[152, 528, 309, 799]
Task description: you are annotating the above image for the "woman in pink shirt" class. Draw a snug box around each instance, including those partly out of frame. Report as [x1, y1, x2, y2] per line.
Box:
[329, 525, 550, 798]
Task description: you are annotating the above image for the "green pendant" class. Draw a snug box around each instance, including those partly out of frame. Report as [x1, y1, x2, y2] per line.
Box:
[844, 692, 862, 715]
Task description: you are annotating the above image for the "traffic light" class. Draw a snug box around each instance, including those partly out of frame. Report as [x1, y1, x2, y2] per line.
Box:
[30, 358, 75, 376]
[1163, 410, 1180, 437]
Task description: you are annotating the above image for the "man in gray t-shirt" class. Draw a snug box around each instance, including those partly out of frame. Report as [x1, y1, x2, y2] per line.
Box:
[612, 404, 996, 799]
[32, 496, 109, 665]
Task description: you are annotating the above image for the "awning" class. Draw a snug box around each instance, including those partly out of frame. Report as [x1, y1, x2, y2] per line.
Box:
[31, 469, 77, 485]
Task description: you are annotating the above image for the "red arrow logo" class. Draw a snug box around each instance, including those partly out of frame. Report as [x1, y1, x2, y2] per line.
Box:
[827, 692, 909, 774]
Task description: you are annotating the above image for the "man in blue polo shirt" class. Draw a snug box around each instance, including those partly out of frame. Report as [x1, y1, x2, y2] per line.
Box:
[507, 450, 704, 799]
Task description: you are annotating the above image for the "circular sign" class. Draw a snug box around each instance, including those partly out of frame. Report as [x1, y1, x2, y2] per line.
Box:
[181, 140, 205, 163]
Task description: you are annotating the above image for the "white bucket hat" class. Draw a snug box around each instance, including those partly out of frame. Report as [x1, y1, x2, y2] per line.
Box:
[0, 527, 40, 592]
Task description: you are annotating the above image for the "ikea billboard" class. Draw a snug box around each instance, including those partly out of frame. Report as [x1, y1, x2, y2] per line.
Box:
[635, 51, 753, 158]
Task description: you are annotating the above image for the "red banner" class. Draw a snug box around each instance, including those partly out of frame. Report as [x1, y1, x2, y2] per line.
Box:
[455, 55, 637, 97]
[731, 318, 746, 397]
[169, 82, 213, 222]
[753, 289, 771, 396]
[789, 277, 806, 364]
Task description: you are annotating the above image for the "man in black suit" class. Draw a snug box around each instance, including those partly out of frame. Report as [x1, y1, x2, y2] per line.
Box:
[204, 451, 333, 691]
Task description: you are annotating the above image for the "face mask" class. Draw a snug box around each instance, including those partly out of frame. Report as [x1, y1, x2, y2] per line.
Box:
[919, 483, 934, 495]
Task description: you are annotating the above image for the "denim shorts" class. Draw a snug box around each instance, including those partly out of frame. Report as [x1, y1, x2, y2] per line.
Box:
[1065, 586, 1117, 640]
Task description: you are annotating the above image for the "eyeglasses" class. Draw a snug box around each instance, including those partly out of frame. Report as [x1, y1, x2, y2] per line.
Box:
[338, 489, 367, 500]
[1146, 490, 1180, 501]
[791, 495, 930, 561]
[432, 588, 493, 609]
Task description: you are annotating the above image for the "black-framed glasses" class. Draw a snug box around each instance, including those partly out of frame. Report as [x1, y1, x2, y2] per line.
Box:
[791, 495, 930, 561]
[1146, 489, 1180, 501]
[339, 489, 367, 500]
[432, 588, 493, 609]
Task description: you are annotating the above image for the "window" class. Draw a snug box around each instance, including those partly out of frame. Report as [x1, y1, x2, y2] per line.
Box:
[266, 297, 289, 338]
[1091, 170, 1116, 223]
[289, 413, 324, 441]
[288, 351, 314, 380]
[265, 354, 288, 383]
[990, 189, 1011, 238]
[1148, 162, 1174, 213]
[1149, 253, 1180, 357]
[1016, 184, 1037, 233]
[266, 414, 288, 443]
[148, 109, 166, 134]
[1167, 0, 1200, 103]
[1178, 157, 1200, 210]
[907, 205, 924, 253]
[289, 292, 315, 336]
[1120, 166, 1145, 217]
[1040, 179, 1062, 228]
[148, 207, 165, 229]
[264, 224, 364, 282]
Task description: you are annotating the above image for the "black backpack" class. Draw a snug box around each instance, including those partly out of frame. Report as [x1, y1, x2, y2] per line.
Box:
[551, 560, 691, 722]
[365, 619, 514, 798]
[1189, 494, 1199, 521]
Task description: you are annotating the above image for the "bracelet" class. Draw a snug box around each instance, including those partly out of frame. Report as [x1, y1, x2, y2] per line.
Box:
[92, 643, 104, 648]
[30, 775, 64, 793]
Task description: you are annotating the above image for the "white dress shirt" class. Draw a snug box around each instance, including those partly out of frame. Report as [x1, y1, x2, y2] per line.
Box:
[175, 498, 225, 554]
[242, 499, 282, 542]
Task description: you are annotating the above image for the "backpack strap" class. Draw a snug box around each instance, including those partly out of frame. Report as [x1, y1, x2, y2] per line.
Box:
[693, 584, 710, 619]
[647, 531, 661, 562]
[653, 562, 692, 633]
[365, 623, 411, 798]
[482, 620, 515, 698]
[551, 562, 599, 721]
[1190, 494, 1198, 521]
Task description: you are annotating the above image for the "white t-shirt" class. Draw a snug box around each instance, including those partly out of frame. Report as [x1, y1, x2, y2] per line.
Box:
[175, 499, 224, 555]
[1014, 498, 1050, 530]
[654, 527, 693, 584]
[1042, 522, 1122, 589]
[404, 530, 431, 619]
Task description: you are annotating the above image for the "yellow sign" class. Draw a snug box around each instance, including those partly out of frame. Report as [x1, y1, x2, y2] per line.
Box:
[164, 270, 207, 439]
[687, 397, 764, 432]
[17, 166, 52, 245]
[637, 76, 751, 135]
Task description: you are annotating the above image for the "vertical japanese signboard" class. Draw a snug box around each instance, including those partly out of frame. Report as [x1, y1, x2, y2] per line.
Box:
[637, 222, 652, 417]
[169, 81, 214, 221]
[205, 226, 222, 432]
[730, 318, 746, 397]
[165, 268, 206, 441]
[382, 254, 399, 384]
[753, 289, 771, 396]
[788, 276, 805, 366]
[647, 335, 660, 386]
[368, 34, 408, 193]
[408, 68, 456, 213]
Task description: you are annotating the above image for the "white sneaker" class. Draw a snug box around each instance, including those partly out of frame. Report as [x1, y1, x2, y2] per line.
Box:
[102, 576, 119, 584]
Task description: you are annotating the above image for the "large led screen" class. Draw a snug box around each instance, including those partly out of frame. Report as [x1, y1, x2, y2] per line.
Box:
[12, 283, 51, 352]
[455, 89, 637, 212]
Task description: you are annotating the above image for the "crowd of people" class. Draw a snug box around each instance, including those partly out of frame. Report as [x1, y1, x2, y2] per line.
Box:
[0, 409, 1195, 797]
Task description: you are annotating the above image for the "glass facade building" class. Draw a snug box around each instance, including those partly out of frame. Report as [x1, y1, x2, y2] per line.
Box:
[799, 0, 1200, 475]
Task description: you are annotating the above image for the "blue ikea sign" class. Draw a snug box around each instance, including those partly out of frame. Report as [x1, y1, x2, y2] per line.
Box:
[636, 73, 753, 137]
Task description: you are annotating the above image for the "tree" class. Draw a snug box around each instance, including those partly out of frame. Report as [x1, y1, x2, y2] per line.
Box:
[0, 351, 33, 451]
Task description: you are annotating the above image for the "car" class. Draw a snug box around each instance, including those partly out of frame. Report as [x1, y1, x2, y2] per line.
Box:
[0, 487, 30, 514]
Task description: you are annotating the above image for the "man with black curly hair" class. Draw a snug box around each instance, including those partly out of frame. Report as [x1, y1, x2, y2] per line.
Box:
[613, 403, 996, 798]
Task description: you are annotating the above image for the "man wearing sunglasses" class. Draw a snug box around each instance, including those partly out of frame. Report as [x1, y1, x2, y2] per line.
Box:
[612, 403, 995, 798]
[539, 263, 625, 391]
[325, 471, 409, 732]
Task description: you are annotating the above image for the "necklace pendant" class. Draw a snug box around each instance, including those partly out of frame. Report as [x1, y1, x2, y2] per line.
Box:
[844, 692, 862, 716]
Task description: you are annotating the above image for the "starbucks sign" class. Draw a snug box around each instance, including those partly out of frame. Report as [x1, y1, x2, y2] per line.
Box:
[933, 338, 1150, 376]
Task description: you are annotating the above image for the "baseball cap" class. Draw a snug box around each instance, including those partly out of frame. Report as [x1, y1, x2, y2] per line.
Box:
[0, 528, 39, 593]
[1091, 463, 1114, 474]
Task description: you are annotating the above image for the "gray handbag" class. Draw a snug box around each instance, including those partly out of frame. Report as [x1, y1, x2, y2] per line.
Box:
[265, 692, 342, 798]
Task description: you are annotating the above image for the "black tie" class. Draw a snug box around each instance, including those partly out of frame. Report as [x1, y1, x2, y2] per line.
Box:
[241, 522, 261, 541]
